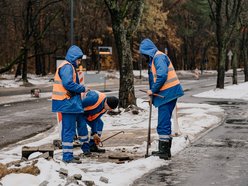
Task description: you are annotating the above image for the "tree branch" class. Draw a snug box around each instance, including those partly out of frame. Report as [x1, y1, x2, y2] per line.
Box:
[127, 0, 144, 37]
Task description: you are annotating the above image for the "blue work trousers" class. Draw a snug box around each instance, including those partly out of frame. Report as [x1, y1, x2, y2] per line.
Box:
[62, 113, 86, 161]
[157, 99, 177, 141]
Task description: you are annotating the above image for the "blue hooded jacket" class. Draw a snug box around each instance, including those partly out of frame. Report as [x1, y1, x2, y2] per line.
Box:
[139, 38, 184, 107]
[52, 45, 86, 113]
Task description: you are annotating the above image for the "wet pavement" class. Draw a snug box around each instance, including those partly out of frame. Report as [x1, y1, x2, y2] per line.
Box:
[0, 99, 55, 149]
[133, 100, 248, 186]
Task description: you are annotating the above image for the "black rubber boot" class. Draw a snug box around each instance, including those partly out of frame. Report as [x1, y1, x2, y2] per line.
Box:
[168, 138, 172, 158]
[151, 141, 170, 160]
[90, 144, 106, 153]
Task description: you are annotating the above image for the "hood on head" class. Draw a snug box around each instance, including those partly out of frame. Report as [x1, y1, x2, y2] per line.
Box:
[65, 45, 83, 67]
[139, 38, 158, 59]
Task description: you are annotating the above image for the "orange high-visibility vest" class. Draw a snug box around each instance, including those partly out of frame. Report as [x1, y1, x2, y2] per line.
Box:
[84, 91, 106, 121]
[151, 51, 180, 91]
[52, 61, 76, 100]
[87, 109, 106, 121]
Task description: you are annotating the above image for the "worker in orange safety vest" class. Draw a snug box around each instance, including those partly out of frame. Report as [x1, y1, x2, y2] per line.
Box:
[79, 90, 119, 156]
[139, 38, 184, 160]
[52, 45, 89, 164]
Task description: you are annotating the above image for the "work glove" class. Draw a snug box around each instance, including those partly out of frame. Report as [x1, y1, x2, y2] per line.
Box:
[85, 86, 90, 92]
[93, 134, 101, 145]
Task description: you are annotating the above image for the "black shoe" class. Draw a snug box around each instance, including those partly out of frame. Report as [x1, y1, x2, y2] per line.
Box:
[90, 144, 106, 153]
[83, 151, 92, 157]
[74, 156, 80, 160]
[63, 158, 82, 164]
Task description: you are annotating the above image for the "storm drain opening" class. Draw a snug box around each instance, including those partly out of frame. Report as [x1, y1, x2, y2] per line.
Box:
[225, 119, 248, 125]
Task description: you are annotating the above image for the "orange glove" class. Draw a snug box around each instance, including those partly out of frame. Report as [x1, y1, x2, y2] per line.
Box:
[93, 134, 101, 145]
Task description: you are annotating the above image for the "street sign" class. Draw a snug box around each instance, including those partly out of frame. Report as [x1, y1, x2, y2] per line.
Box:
[98, 46, 112, 55]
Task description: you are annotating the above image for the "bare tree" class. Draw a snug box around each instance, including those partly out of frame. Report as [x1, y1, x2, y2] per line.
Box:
[0, 0, 62, 82]
[104, 0, 144, 108]
[239, 1, 248, 82]
[208, 0, 242, 88]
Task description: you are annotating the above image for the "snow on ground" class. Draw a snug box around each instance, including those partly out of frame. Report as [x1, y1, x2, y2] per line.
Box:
[0, 99, 224, 186]
[194, 82, 248, 100]
[0, 74, 53, 88]
[0, 70, 218, 88]
[1, 71, 248, 186]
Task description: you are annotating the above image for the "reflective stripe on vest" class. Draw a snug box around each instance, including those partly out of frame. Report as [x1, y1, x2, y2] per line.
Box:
[151, 51, 180, 91]
[87, 108, 106, 122]
[52, 61, 76, 100]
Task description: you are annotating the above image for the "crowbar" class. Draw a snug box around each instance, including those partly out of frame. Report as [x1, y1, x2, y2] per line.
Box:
[145, 96, 153, 157]
[139, 89, 165, 99]
[99, 131, 124, 147]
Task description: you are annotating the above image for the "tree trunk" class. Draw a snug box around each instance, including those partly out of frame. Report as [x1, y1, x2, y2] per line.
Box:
[22, 48, 28, 83]
[232, 52, 238, 84]
[245, 49, 248, 82]
[112, 23, 136, 108]
[183, 37, 189, 70]
[15, 62, 22, 78]
[104, 0, 144, 108]
[217, 48, 226, 88]
[41, 50, 46, 76]
[244, 31, 248, 82]
[35, 42, 42, 75]
[232, 41, 238, 84]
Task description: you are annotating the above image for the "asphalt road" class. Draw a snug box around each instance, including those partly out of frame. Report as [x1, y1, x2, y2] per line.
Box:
[0, 98, 56, 149]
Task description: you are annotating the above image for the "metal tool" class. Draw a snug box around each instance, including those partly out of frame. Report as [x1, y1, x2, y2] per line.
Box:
[139, 89, 165, 99]
[145, 96, 152, 157]
[99, 131, 124, 147]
